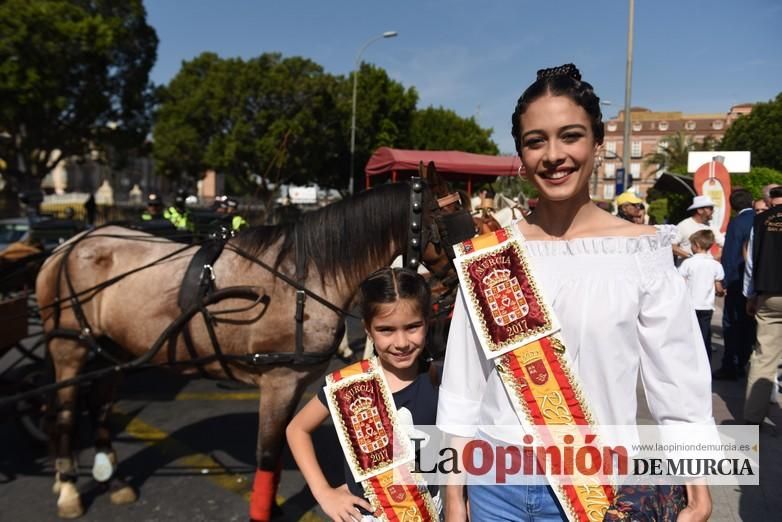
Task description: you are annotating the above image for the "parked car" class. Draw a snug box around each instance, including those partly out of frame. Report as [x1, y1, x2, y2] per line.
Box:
[0, 218, 30, 251]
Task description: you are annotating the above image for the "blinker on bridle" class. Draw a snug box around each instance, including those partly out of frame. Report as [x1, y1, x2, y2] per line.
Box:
[404, 177, 478, 270]
[404, 177, 425, 270]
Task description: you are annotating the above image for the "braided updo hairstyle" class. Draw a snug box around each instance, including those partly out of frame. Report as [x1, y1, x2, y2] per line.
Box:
[510, 63, 604, 155]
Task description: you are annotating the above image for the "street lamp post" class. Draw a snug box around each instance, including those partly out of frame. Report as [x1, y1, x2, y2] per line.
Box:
[593, 149, 624, 198]
[349, 31, 398, 194]
[621, 0, 635, 195]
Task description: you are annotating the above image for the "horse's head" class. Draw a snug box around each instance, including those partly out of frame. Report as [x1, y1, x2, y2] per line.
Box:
[417, 161, 478, 264]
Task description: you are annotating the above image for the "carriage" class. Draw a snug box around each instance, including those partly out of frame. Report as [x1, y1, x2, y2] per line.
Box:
[0, 164, 478, 520]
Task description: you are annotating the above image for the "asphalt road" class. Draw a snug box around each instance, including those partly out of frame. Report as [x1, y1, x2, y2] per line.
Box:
[0, 359, 345, 521]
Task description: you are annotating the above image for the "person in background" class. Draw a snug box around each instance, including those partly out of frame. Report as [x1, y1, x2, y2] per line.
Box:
[163, 189, 192, 230]
[752, 198, 769, 214]
[84, 193, 97, 226]
[223, 197, 248, 231]
[213, 196, 249, 232]
[615, 190, 644, 224]
[141, 193, 165, 221]
[672, 194, 725, 262]
[761, 183, 781, 206]
[634, 203, 647, 225]
[714, 189, 756, 380]
[742, 185, 782, 426]
[678, 230, 726, 361]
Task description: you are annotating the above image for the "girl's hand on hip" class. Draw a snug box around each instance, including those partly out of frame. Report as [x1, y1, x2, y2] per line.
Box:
[317, 485, 373, 522]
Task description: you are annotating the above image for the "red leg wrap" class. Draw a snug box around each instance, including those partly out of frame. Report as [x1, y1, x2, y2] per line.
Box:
[249, 469, 276, 521]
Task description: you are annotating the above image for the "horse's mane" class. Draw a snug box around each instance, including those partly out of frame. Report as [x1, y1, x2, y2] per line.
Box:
[232, 182, 411, 288]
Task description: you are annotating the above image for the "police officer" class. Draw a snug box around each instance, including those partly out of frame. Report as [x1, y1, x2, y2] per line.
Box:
[214, 196, 248, 231]
[141, 193, 165, 221]
[224, 197, 248, 231]
[163, 189, 192, 230]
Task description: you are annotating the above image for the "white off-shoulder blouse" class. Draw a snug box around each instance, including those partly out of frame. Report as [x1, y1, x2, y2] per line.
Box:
[436, 225, 714, 440]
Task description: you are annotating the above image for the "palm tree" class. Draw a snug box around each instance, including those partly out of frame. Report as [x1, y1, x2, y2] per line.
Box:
[643, 131, 695, 175]
[644, 132, 719, 176]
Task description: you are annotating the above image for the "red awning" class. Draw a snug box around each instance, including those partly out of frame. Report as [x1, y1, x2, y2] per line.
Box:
[365, 147, 523, 180]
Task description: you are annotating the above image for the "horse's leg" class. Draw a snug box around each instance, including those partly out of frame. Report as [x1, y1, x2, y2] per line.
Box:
[335, 323, 353, 361]
[88, 372, 137, 505]
[249, 369, 310, 522]
[49, 338, 87, 519]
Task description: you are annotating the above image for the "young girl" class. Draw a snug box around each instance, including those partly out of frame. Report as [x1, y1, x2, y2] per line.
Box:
[287, 267, 440, 522]
[437, 64, 713, 522]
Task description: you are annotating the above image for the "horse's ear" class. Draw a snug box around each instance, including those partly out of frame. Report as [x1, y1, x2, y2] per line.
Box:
[424, 160, 450, 196]
[418, 161, 426, 178]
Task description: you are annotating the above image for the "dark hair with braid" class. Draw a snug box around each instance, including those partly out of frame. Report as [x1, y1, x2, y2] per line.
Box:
[360, 267, 431, 325]
[511, 63, 605, 155]
[360, 267, 434, 373]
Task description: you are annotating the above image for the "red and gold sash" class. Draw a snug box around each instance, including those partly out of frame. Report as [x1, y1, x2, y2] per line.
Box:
[453, 226, 614, 522]
[324, 357, 439, 522]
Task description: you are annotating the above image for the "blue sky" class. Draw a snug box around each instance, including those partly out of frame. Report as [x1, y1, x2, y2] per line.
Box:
[145, 0, 782, 154]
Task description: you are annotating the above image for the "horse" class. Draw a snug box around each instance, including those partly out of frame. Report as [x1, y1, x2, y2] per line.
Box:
[35, 172, 464, 520]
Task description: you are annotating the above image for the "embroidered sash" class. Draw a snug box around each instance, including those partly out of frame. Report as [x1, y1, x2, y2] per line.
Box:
[324, 357, 439, 522]
[453, 226, 615, 522]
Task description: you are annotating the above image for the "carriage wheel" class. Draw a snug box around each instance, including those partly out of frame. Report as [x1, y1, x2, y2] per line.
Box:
[13, 362, 52, 445]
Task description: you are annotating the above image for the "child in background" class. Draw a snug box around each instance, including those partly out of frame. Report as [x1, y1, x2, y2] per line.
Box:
[678, 229, 726, 359]
[286, 267, 440, 522]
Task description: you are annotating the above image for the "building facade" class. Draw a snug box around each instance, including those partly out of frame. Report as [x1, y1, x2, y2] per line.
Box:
[594, 103, 753, 200]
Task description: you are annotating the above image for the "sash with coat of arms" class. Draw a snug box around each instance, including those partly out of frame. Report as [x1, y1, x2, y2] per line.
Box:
[453, 226, 615, 522]
[323, 357, 439, 522]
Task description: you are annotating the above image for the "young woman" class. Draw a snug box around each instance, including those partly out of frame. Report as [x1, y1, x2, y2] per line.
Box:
[287, 267, 441, 522]
[437, 64, 713, 522]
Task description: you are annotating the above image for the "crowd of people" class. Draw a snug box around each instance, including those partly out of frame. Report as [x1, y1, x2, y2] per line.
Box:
[139, 189, 248, 233]
[616, 181, 781, 422]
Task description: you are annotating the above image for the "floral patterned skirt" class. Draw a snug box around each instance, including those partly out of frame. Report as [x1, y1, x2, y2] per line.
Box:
[603, 485, 687, 522]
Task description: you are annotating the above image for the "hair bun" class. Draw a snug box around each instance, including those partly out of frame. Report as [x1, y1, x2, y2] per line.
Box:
[536, 63, 581, 82]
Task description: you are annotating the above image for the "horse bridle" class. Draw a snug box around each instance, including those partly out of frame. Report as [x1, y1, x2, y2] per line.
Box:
[403, 176, 477, 270]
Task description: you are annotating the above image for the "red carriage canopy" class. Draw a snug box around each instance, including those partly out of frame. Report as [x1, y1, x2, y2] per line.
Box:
[364, 147, 524, 193]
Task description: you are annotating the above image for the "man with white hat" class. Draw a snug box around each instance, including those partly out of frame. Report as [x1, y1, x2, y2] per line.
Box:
[672, 194, 725, 260]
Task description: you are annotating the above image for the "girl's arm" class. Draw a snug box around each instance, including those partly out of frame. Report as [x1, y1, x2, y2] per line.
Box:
[286, 396, 372, 521]
[444, 436, 470, 522]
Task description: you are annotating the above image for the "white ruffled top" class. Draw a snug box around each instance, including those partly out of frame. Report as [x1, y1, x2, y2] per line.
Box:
[436, 225, 714, 439]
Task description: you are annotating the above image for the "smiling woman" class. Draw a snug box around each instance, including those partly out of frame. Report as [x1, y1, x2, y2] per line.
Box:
[437, 64, 715, 522]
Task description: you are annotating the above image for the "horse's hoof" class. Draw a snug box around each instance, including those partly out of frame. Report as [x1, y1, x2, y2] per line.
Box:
[57, 482, 83, 519]
[91, 451, 114, 482]
[109, 484, 137, 505]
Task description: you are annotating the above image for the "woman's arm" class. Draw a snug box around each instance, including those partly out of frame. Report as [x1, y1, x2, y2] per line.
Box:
[286, 396, 372, 521]
[678, 483, 712, 522]
[637, 249, 715, 518]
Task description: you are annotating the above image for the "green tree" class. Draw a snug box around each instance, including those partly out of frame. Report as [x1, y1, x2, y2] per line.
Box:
[730, 166, 782, 200]
[721, 93, 782, 172]
[409, 107, 498, 154]
[153, 52, 345, 191]
[0, 0, 158, 191]
[643, 131, 717, 175]
[154, 58, 419, 193]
